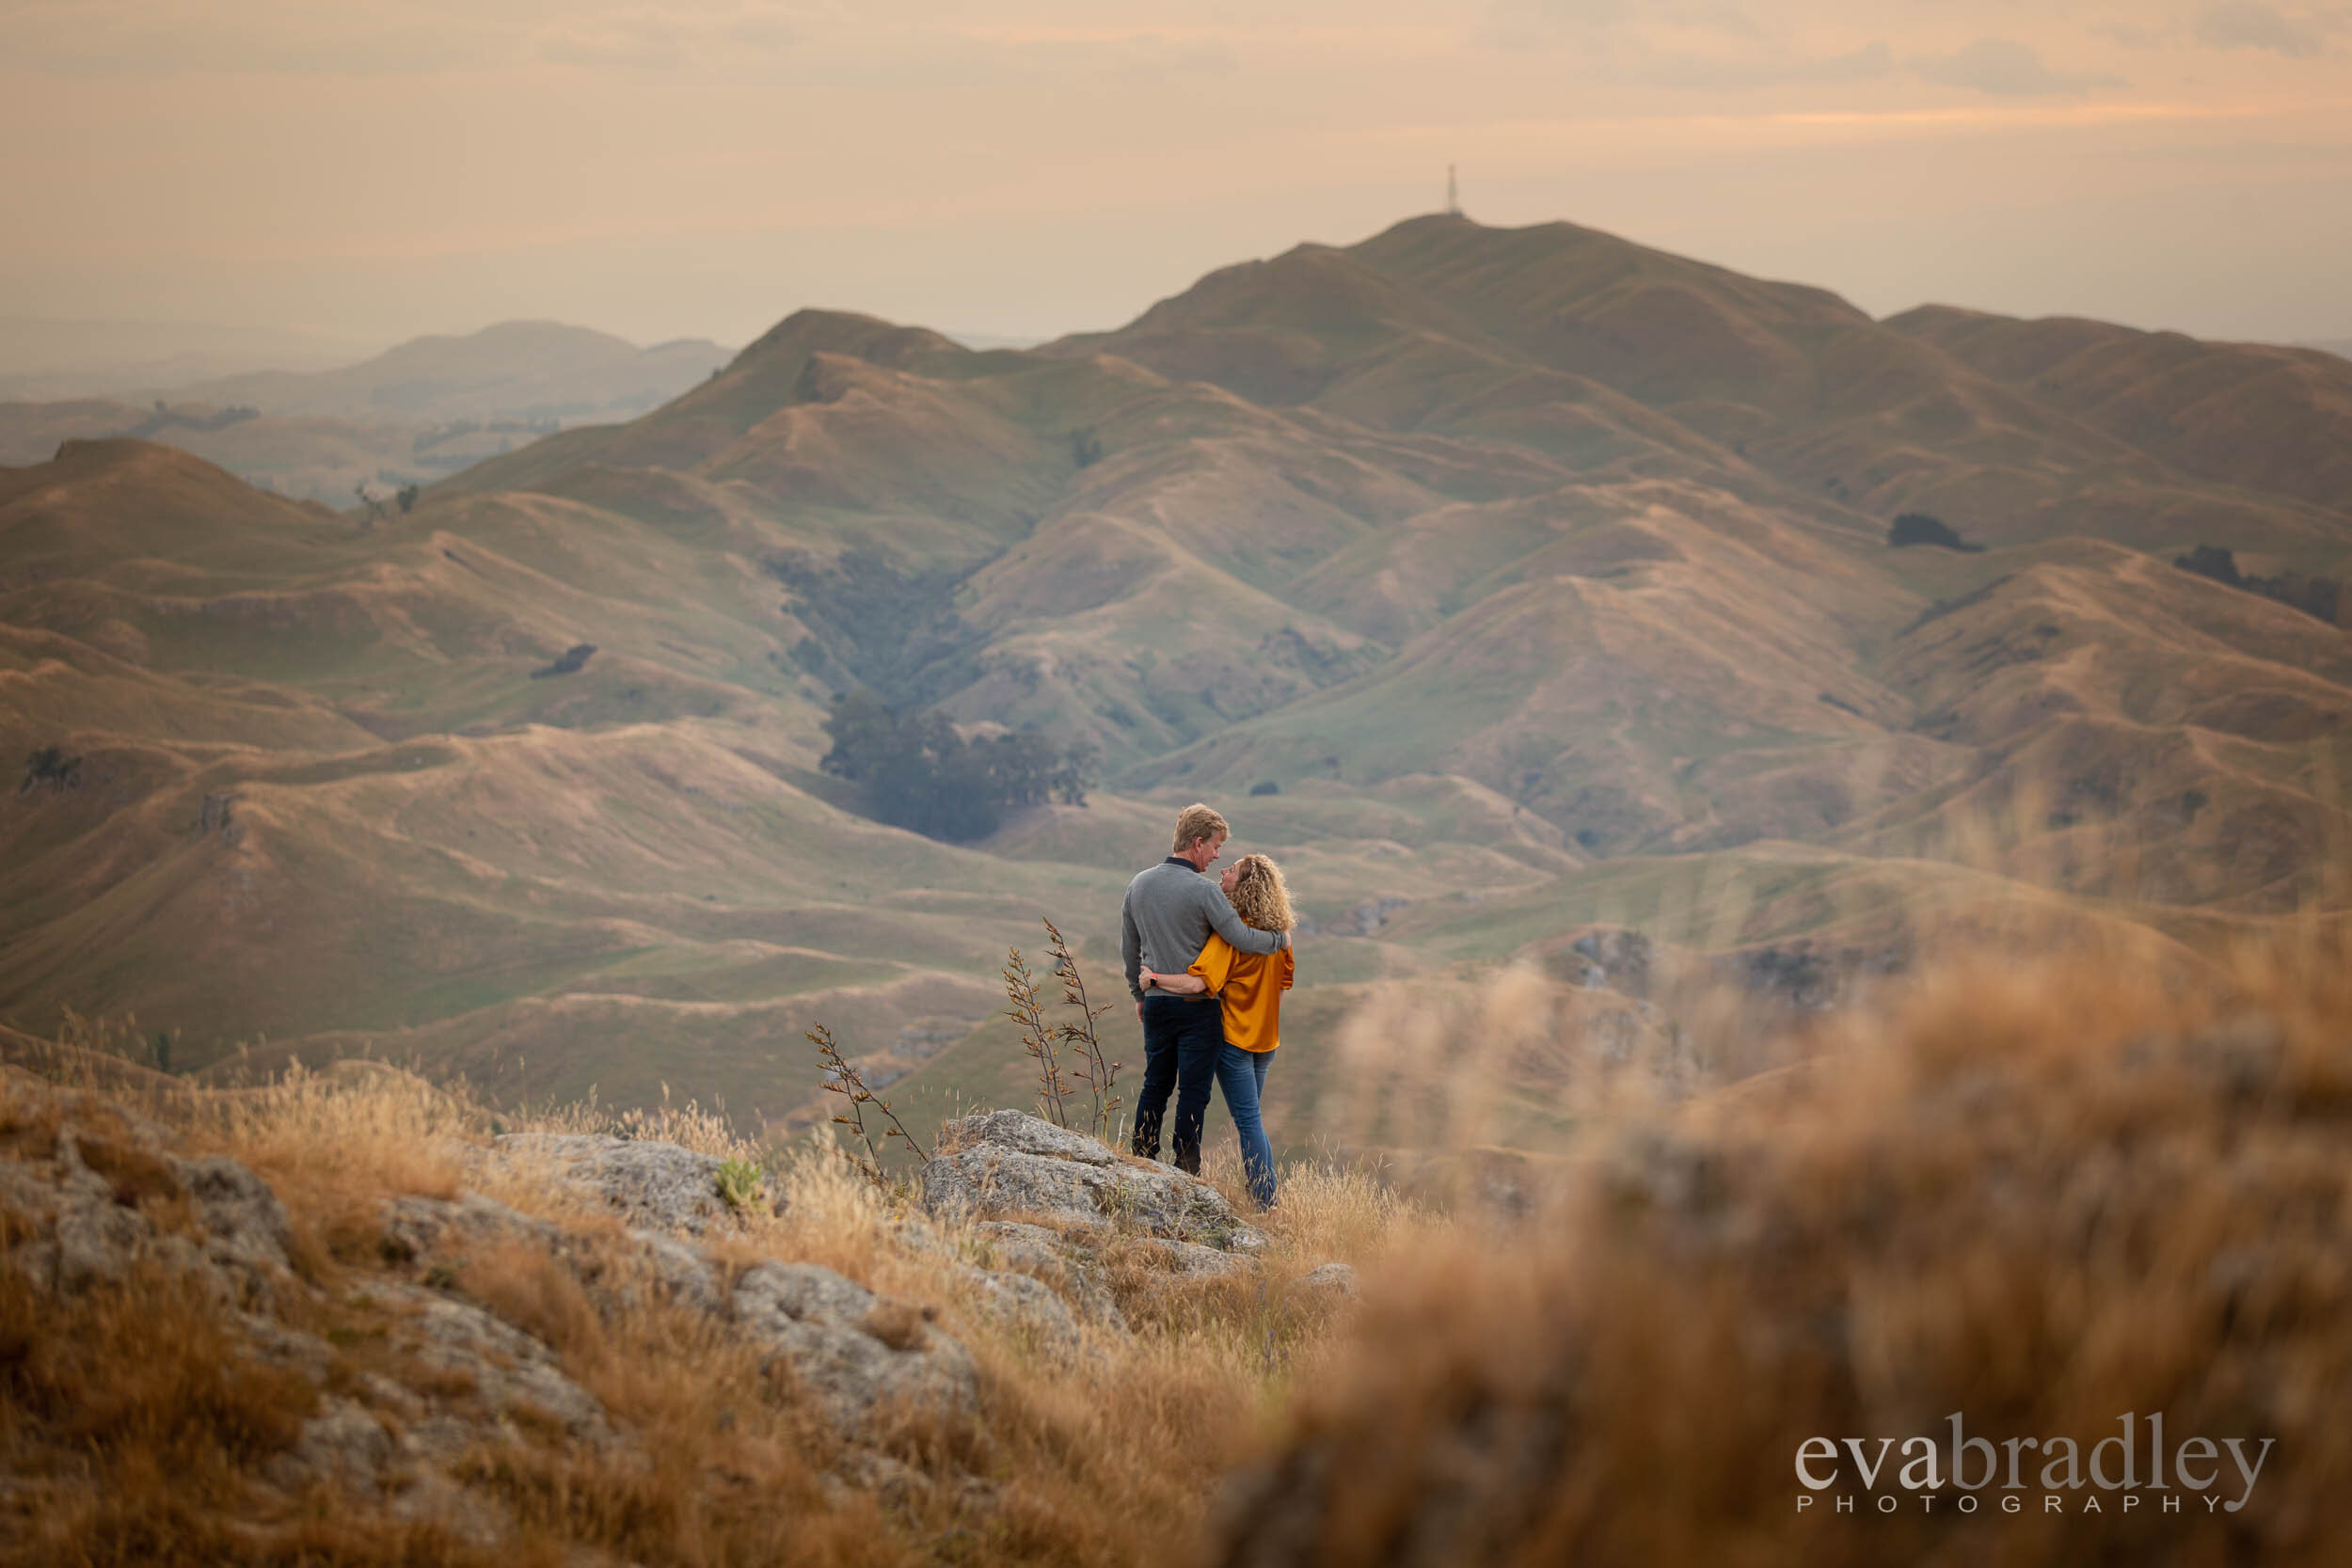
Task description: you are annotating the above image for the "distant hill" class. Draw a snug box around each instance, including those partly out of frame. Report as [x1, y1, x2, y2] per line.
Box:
[164, 321, 732, 424]
[0, 398, 432, 505]
[5, 214, 2349, 1153]
[1889, 306, 2352, 518]
[0, 316, 369, 403]
[0, 322, 735, 503]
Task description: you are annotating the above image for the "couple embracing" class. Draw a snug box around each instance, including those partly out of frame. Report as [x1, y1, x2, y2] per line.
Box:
[1120, 802, 1295, 1211]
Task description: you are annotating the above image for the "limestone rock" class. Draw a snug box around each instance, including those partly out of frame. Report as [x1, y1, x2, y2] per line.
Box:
[946, 1110, 1120, 1165]
[971, 1220, 1127, 1331]
[266, 1397, 397, 1498]
[922, 1111, 1244, 1244]
[384, 1190, 721, 1316]
[1301, 1262, 1359, 1299]
[382, 1190, 560, 1263]
[0, 1117, 289, 1305]
[959, 1265, 1089, 1360]
[387, 1280, 623, 1458]
[1141, 1238, 1250, 1277]
[972, 1219, 1077, 1275]
[729, 1260, 978, 1431]
[483, 1132, 759, 1236]
[169, 1153, 295, 1282]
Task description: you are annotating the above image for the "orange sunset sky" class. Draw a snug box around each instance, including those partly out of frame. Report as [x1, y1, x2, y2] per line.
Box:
[2, 0, 2348, 353]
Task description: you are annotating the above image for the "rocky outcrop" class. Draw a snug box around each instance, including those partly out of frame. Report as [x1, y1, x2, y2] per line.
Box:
[0, 1075, 979, 1529]
[0, 1101, 292, 1307]
[477, 1131, 770, 1235]
[1301, 1262, 1359, 1299]
[730, 1260, 978, 1429]
[382, 1188, 974, 1434]
[921, 1110, 1252, 1246]
[970, 1218, 1125, 1327]
[1139, 1238, 1251, 1277]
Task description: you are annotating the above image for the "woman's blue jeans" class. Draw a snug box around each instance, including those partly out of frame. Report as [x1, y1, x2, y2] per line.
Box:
[1215, 1043, 1277, 1210]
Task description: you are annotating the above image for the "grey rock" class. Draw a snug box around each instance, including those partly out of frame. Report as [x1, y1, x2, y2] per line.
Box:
[168, 1153, 294, 1281]
[923, 1111, 1242, 1244]
[619, 1227, 723, 1315]
[973, 1219, 1076, 1275]
[387, 1281, 621, 1456]
[484, 1132, 755, 1236]
[1141, 1238, 1250, 1277]
[383, 1192, 720, 1316]
[1, 1145, 146, 1293]
[959, 1266, 1090, 1361]
[0, 1121, 288, 1306]
[382, 1190, 560, 1263]
[1301, 1262, 1359, 1299]
[236, 1313, 338, 1383]
[267, 1396, 396, 1497]
[943, 1110, 1119, 1166]
[730, 1260, 978, 1432]
[969, 1221, 1127, 1332]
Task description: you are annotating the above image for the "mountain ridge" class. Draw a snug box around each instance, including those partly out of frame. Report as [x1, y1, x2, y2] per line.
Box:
[5, 211, 2348, 1144]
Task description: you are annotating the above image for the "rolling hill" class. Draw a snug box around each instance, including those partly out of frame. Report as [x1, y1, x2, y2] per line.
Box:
[165, 321, 731, 426]
[5, 213, 2347, 1158]
[0, 323, 734, 503]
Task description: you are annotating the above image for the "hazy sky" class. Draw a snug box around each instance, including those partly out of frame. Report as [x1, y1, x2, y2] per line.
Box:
[4, 1, 2349, 354]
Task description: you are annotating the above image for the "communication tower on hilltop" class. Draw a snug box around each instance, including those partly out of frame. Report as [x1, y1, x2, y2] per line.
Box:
[1446, 165, 1462, 215]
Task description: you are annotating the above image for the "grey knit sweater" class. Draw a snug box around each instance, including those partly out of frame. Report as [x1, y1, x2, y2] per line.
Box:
[1120, 858, 1289, 1003]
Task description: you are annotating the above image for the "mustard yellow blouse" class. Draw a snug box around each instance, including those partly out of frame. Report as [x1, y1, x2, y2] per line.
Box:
[1186, 934, 1295, 1053]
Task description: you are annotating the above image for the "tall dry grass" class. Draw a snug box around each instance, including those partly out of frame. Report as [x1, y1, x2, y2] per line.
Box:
[2, 1018, 1433, 1568]
[1209, 919, 2352, 1566]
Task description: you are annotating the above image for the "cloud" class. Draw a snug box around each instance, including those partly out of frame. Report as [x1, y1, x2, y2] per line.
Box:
[1911, 39, 2123, 97]
[1475, 2, 1892, 89]
[0, 1, 817, 77]
[1642, 40, 1894, 90]
[2191, 3, 2347, 57]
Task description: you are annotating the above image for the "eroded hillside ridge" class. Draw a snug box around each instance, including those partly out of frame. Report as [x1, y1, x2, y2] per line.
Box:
[2, 211, 2347, 1131]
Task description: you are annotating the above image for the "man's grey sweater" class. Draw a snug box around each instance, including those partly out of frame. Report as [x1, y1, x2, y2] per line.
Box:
[1121, 858, 1289, 1003]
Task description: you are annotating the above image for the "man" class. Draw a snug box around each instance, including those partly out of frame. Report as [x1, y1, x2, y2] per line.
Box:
[1120, 802, 1292, 1172]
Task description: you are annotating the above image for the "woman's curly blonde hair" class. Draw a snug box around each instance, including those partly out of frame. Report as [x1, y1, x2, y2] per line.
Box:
[1226, 853, 1295, 933]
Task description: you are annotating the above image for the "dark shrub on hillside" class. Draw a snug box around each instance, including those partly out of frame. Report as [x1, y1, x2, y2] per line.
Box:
[20, 746, 81, 794]
[1887, 513, 1984, 552]
[2175, 544, 2343, 625]
[1249, 780, 1280, 797]
[531, 644, 596, 678]
[821, 690, 1092, 842]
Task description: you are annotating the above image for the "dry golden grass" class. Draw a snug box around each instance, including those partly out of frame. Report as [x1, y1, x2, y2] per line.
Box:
[1209, 919, 2352, 1566]
[20, 912, 2352, 1566]
[2, 1036, 1435, 1568]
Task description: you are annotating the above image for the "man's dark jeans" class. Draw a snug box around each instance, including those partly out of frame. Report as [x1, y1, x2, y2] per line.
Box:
[1132, 995, 1224, 1172]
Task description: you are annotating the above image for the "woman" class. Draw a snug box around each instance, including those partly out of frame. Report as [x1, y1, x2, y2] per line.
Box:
[1138, 852, 1295, 1210]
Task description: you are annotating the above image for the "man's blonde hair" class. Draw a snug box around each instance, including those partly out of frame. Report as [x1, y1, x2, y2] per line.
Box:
[1227, 854, 1295, 933]
[1170, 802, 1230, 856]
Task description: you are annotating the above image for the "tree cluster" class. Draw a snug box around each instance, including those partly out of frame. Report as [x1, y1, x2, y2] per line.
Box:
[2175, 544, 2342, 625]
[1887, 513, 1984, 552]
[20, 746, 81, 794]
[820, 691, 1092, 842]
